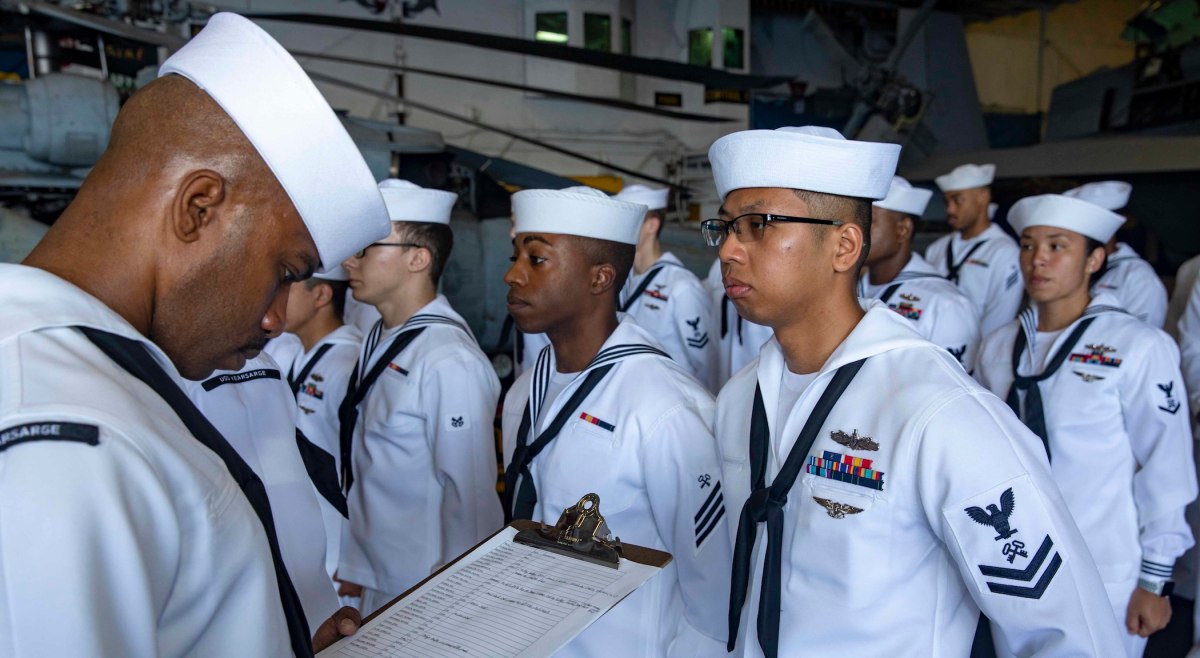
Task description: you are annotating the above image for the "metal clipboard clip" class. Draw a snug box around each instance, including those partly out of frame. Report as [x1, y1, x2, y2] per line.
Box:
[513, 493, 624, 569]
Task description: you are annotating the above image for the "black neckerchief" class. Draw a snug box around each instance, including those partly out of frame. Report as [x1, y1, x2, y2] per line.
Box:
[502, 342, 669, 522]
[78, 327, 314, 658]
[728, 358, 868, 658]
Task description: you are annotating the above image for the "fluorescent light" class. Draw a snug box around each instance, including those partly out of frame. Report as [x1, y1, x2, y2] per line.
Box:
[535, 31, 569, 43]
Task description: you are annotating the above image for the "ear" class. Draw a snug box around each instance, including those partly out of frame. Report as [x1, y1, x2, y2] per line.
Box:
[831, 222, 865, 274]
[1085, 246, 1107, 274]
[897, 216, 915, 243]
[406, 246, 433, 274]
[311, 282, 334, 310]
[172, 170, 227, 244]
[589, 262, 618, 296]
[642, 216, 661, 241]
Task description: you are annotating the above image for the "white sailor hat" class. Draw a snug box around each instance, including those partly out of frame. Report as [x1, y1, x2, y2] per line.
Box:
[313, 265, 349, 282]
[159, 13, 389, 274]
[873, 176, 932, 217]
[613, 184, 669, 212]
[1009, 194, 1124, 244]
[378, 179, 456, 225]
[935, 163, 995, 192]
[512, 186, 647, 245]
[708, 126, 899, 201]
[1063, 181, 1132, 212]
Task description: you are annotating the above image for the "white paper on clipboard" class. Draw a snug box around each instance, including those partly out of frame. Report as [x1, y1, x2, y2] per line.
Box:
[318, 526, 662, 658]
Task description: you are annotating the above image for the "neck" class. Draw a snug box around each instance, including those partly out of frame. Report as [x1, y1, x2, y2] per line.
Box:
[633, 240, 663, 275]
[774, 287, 865, 374]
[867, 249, 912, 286]
[1036, 289, 1091, 332]
[546, 306, 620, 373]
[294, 313, 343, 352]
[376, 281, 437, 329]
[23, 205, 154, 335]
[959, 216, 990, 241]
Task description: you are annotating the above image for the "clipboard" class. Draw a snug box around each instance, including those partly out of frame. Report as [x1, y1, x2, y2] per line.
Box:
[320, 494, 672, 658]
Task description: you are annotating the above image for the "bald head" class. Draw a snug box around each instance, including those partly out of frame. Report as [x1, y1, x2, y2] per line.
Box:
[26, 74, 318, 379]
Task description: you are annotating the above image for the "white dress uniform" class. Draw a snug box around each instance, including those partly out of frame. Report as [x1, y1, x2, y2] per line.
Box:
[0, 265, 291, 657]
[859, 252, 982, 371]
[1093, 242, 1168, 327]
[501, 318, 732, 658]
[717, 300, 1125, 656]
[1179, 274, 1200, 657]
[185, 353, 340, 632]
[339, 294, 503, 615]
[925, 223, 1024, 336]
[706, 258, 773, 390]
[282, 324, 362, 579]
[264, 331, 303, 372]
[976, 294, 1196, 656]
[620, 251, 715, 385]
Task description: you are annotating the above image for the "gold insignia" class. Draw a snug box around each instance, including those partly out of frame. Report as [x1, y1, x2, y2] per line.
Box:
[830, 429, 879, 451]
[1085, 343, 1117, 355]
[1073, 370, 1104, 383]
[900, 293, 921, 302]
[813, 497, 864, 519]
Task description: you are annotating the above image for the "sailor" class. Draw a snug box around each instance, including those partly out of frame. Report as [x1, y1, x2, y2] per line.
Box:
[706, 257, 774, 389]
[925, 163, 1024, 336]
[614, 184, 716, 386]
[1064, 181, 1169, 327]
[337, 179, 502, 617]
[708, 126, 1122, 656]
[279, 265, 362, 583]
[0, 13, 387, 656]
[975, 193, 1195, 657]
[502, 186, 732, 657]
[861, 176, 981, 370]
[1179, 264, 1200, 658]
[185, 353, 340, 633]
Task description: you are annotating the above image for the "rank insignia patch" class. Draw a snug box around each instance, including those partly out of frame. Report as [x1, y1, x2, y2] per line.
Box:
[813, 496, 864, 519]
[1073, 370, 1104, 383]
[948, 345, 967, 363]
[579, 412, 616, 432]
[807, 451, 884, 491]
[1005, 270, 1020, 289]
[830, 429, 879, 451]
[445, 414, 470, 431]
[1068, 344, 1121, 367]
[1158, 382, 1181, 415]
[965, 487, 1018, 540]
[694, 481, 725, 548]
[302, 383, 324, 400]
[977, 535, 1061, 600]
[899, 293, 921, 302]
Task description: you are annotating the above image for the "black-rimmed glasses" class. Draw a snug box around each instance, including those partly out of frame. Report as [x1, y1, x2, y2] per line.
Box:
[700, 213, 844, 247]
[352, 242, 423, 259]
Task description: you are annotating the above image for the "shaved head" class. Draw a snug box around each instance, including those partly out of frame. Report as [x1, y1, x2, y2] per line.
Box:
[26, 74, 318, 379]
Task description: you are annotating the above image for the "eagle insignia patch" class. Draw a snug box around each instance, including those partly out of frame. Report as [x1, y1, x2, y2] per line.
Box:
[965, 487, 1018, 541]
[830, 429, 879, 451]
[813, 496, 864, 519]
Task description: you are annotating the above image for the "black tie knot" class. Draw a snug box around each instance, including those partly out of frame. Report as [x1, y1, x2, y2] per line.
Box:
[746, 486, 777, 522]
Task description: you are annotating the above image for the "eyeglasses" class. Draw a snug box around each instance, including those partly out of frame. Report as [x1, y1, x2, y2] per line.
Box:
[352, 242, 423, 259]
[700, 213, 844, 247]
